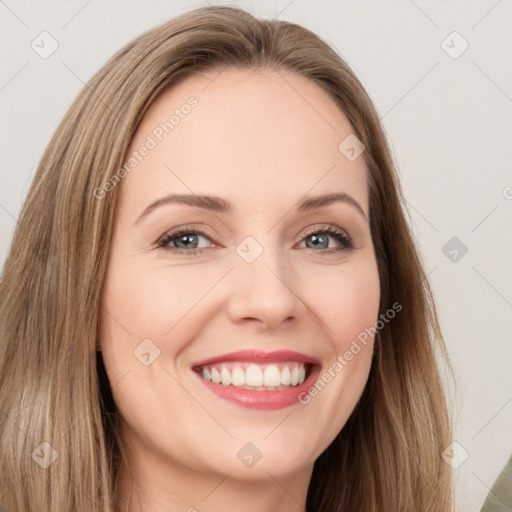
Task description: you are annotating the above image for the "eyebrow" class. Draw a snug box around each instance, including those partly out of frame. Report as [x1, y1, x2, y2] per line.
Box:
[135, 192, 367, 223]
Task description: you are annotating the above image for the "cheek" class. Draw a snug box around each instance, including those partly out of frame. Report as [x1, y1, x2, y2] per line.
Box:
[338, 274, 379, 343]
[99, 259, 225, 391]
[303, 257, 379, 404]
[101, 261, 213, 340]
[311, 258, 381, 352]
[98, 263, 203, 422]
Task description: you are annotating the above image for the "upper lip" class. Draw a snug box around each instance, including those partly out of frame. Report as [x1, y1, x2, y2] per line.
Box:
[191, 349, 320, 368]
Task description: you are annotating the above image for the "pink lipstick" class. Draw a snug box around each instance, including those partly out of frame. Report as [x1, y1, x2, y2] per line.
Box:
[191, 350, 321, 410]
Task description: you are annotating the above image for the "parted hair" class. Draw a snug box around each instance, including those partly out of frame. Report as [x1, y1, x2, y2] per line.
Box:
[0, 6, 454, 511]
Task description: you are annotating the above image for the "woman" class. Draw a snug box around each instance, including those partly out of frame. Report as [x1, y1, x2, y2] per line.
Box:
[0, 6, 454, 511]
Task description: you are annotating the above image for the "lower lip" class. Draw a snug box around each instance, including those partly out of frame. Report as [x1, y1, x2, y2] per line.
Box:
[194, 366, 321, 410]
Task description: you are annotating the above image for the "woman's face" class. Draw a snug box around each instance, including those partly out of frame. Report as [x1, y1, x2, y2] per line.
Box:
[100, 67, 380, 482]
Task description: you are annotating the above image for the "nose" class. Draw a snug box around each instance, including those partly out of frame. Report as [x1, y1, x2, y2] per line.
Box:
[226, 245, 305, 331]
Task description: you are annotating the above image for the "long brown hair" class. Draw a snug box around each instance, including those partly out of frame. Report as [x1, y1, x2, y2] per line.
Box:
[0, 6, 454, 511]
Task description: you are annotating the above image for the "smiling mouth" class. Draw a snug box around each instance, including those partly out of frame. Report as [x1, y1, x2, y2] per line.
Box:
[193, 361, 313, 391]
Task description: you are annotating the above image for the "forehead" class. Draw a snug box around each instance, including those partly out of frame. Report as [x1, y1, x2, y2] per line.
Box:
[121, 67, 368, 214]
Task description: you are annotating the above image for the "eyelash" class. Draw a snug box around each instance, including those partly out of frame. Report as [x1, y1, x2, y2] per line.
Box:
[156, 224, 354, 257]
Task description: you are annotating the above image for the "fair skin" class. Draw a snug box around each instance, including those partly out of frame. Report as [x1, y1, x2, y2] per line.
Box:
[99, 67, 380, 512]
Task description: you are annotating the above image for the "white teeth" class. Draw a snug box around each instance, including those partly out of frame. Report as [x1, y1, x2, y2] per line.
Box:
[245, 364, 264, 387]
[220, 367, 231, 386]
[199, 362, 310, 389]
[231, 367, 245, 386]
[281, 366, 291, 385]
[202, 367, 211, 381]
[290, 366, 299, 386]
[263, 364, 281, 387]
[211, 367, 221, 384]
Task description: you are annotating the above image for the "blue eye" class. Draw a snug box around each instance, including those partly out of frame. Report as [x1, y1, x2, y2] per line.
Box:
[299, 225, 354, 253]
[157, 229, 211, 256]
[157, 224, 353, 256]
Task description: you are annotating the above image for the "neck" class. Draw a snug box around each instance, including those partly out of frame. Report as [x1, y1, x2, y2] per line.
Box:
[115, 449, 312, 512]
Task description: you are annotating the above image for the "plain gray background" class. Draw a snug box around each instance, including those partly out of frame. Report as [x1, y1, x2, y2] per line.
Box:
[1, 1, 511, 510]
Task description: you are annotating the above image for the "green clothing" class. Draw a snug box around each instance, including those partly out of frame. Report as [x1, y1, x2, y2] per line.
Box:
[480, 455, 512, 512]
